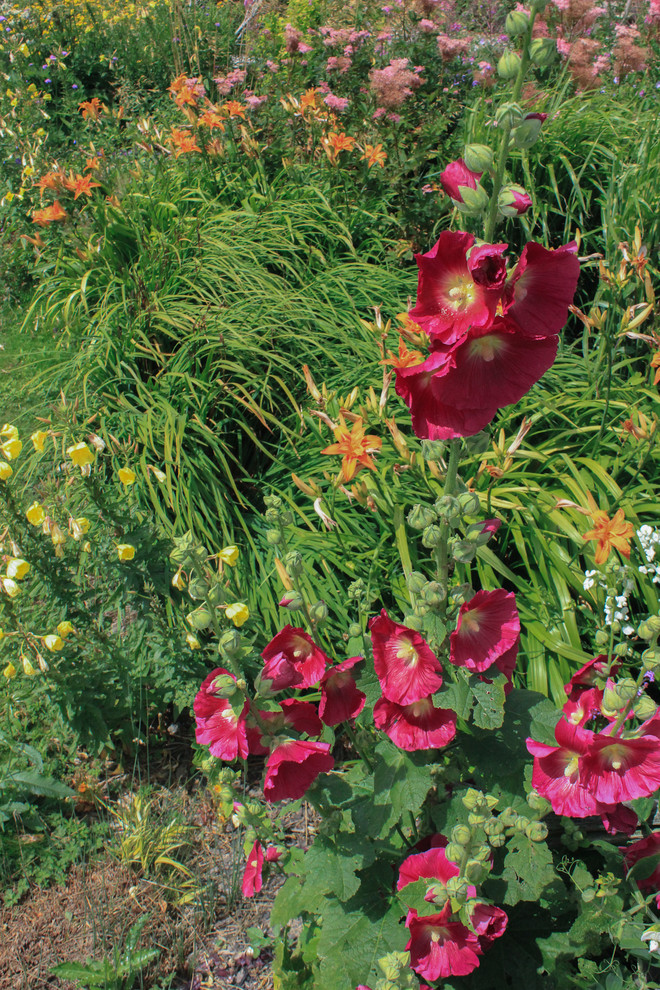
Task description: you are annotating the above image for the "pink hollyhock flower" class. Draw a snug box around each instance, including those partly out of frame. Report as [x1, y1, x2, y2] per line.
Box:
[242, 840, 264, 897]
[319, 656, 366, 725]
[264, 739, 334, 802]
[449, 589, 520, 673]
[469, 902, 508, 950]
[408, 232, 505, 345]
[504, 241, 580, 338]
[526, 718, 601, 817]
[374, 695, 456, 751]
[499, 185, 533, 217]
[406, 907, 482, 980]
[258, 651, 304, 694]
[439, 158, 483, 203]
[565, 655, 616, 700]
[624, 832, 660, 896]
[398, 841, 465, 890]
[194, 668, 249, 761]
[261, 625, 329, 687]
[562, 687, 606, 728]
[579, 721, 660, 804]
[369, 609, 443, 704]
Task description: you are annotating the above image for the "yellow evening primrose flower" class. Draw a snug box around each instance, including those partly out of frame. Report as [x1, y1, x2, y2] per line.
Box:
[43, 634, 64, 651]
[0, 461, 12, 481]
[226, 602, 249, 627]
[0, 423, 18, 440]
[31, 430, 49, 452]
[51, 523, 66, 547]
[185, 631, 201, 650]
[3, 662, 16, 679]
[0, 438, 22, 460]
[26, 502, 45, 525]
[218, 545, 239, 566]
[118, 466, 136, 485]
[57, 621, 74, 638]
[66, 442, 94, 471]
[117, 543, 136, 561]
[6, 558, 29, 580]
[1, 577, 20, 598]
[82, 541, 92, 553]
[22, 656, 36, 676]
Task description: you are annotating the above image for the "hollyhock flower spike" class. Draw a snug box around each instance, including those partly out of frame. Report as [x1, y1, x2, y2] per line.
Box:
[369, 610, 443, 705]
[450, 589, 520, 673]
[261, 625, 329, 688]
[504, 241, 580, 338]
[194, 667, 250, 761]
[319, 656, 366, 725]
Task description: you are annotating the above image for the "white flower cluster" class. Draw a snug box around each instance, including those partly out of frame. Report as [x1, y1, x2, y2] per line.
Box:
[638, 525, 660, 584]
[582, 567, 634, 635]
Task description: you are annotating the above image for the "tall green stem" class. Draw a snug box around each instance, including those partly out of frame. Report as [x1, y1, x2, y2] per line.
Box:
[436, 438, 462, 621]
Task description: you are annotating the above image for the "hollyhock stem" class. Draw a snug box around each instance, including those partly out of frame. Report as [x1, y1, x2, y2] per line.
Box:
[342, 721, 374, 772]
[483, 5, 539, 244]
[435, 438, 461, 615]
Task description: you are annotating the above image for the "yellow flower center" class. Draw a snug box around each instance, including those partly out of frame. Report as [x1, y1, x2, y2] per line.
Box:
[564, 756, 579, 778]
[397, 637, 419, 667]
[446, 276, 476, 311]
[469, 334, 502, 362]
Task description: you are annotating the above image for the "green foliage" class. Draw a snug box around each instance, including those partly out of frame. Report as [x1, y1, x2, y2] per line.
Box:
[51, 915, 160, 989]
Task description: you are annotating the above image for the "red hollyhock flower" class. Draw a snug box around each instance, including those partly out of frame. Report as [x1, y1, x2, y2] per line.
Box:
[258, 651, 304, 694]
[579, 721, 660, 804]
[406, 907, 483, 980]
[319, 656, 366, 726]
[469, 902, 508, 950]
[439, 159, 483, 203]
[369, 610, 443, 705]
[504, 241, 580, 338]
[600, 803, 638, 835]
[374, 696, 456, 751]
[397, 842, 465, 891]
[562, 687, 607, 728]
[624, 832, 660, 897]
[247, 698, 323, 755]
[242, 840, 264, 897]
[526, 718, 601, 817]
[449, 589, 520, 673]
[263, 739, 334, 802]
[565, 655, 617, 701]
[261, 625, 329, 688]
[194, 668, 249, 761]
[408, 232, 504, 345]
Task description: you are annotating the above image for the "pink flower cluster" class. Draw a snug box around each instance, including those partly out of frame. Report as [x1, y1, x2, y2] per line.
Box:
[369, 58, 424, 108]
[393, 230, 580, 438]
[214, 69, 246, 96]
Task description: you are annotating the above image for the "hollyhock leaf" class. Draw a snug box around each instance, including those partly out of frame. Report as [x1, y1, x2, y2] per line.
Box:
[270, 875, 308, 934]
[501, 833, 555, 905]
[528, 695, 563, 745]
[471, 676, 507, 730]
[434, 669, 473, 719]
[373, 739, 435, 819]
[317, 894, 407, 990]
[304, 833, 376, 902]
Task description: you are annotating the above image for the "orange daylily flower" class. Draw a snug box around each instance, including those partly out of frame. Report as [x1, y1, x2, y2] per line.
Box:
[79, 97, 105, 121]
[65, 173, 102, 200]
[31, 200, 67, 226]
[322, 415, 382, 481]
[168, 74, 188, 95]
[20, 231, 45, 248]
[583, 508, 634, 565]
[174, 88, 198, 108]
[223, 101, 247, 119]
[300, 87, 320, 111]
[84, 156, 101, 172]
[198, 107, 225, 130]
[169, 127, 201, 157]
[382, 338, 425, 370]
[328, 131, 355, 154]
[35, 169, 66, 197]
[361, 143, 387, 168]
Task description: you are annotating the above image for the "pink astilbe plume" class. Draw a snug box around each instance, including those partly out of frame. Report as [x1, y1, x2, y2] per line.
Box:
[369, 58, 424, 108]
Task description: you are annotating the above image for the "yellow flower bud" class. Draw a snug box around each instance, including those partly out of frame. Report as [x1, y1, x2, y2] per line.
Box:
[0, 461, 12, 481]
[185, 631, 201, 649]
[1, 577, 20, 598]
[26, 502, 45, 525]
[172, 568, 186, 591]
[66, 442, 94, 470]
[117, 543, 136, 561]
[219, 545, 239, 566]
[150, 465, 166, 482]
[0, 438, 22, 460]
[82, 541, 92, 553]
[57, 621, 74, 638]
[118, 466, 136, 485]
[226, 602, 249, 627]
[43, 634, 64, 652]
[6, 558, 29, 580]
[31, 430, 49, 452]
[22, 656, 36, 676]
[3, 662, 16, 679]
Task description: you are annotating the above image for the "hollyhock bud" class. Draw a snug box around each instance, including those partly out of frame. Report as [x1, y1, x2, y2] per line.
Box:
[456, 183, 489, 215]
[463, 143, 494, 173]
[497, 52, 521, 80]
[505, 9, 529, 35]
[513, 111, 548, 149]
[457, 491, 480, 515]
[498, 184, 532, 217]
[451, 539, 477, 563]
[309, 600, 328, 623]
[279, 592, 304, 610]
[219, 629, 241, 655]
[464, 859, 487, 883]
[439, 159, 482, 204]
[525, 821, 548, 842]
[408, 504, 437, 530]
[495, 102, 523, 127]
[187, 605, 213, 630]
[422, 524, 444, 548]
[285, 550, 303, 576]
[530, 37, 555, 66]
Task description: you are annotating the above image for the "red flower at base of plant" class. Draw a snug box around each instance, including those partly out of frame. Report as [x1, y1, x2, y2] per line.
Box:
[263, 739, 334, 802]
[624, 832, 660, 898]
[406, 908, 483, 980]
[369, 610, 443, 705]
[449, 589, 520, 673]
[194, 668, 249, 761]
[242, 840, 264, 897]
[374, 695, 456, 751]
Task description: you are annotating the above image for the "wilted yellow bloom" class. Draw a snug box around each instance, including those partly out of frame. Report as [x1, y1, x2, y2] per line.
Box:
[26, 502, 45, 525]
[22, 656, 36, 676]
[150, 465, 167, 482]
[0, 461, 12, 481]
[66, 442, 94, 472]
[31, 430, 49, 452]
[0, 423, 18, 440]
[1, 577, 20, 598]
[43, 634, 64, 652]
[82, 541, 92, 553]
[3, 662, 16, 679]
[118, 466, 136, 485]
[172, 568, 186, 591]
[70, 516, 90, 540]
[185, 631, 201, 649]
[51, 523, 66, 547]
[0, 438, 22, 460]
[6, 558, 29, 580]
[117, 543, 136, 561]
[57, 621, 74, 638]
[219, 545, 239, 566]
[226, 602, 249, 627]
[88, 434, 106, 452]
[0, 628, 3, 640]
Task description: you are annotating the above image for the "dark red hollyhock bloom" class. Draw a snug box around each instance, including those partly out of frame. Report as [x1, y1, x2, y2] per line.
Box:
[242, 840, 264, 897]
[439, 158, 482, 203]
[319, 656, 366, 726]
[526, 718, 601, 818]
[504, 241, 580, 338]
[395, 319, 558, 439]
[369, 610, 443, 705]
[469, 902, 508, 951]
[408, 232, 505, 346]
[258, 651, 304, 694]
[247, 698, 323, 755]
[261, 625, 329, 688]
[449, 589, 520, 673]
[600, 803, 638, 835]
[624, 832, 660, 898]
[374, 695, 456, 751]
[194, 668, 249, 761]
[263, 739, 334, 802]
[562, 687, 607, 728]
